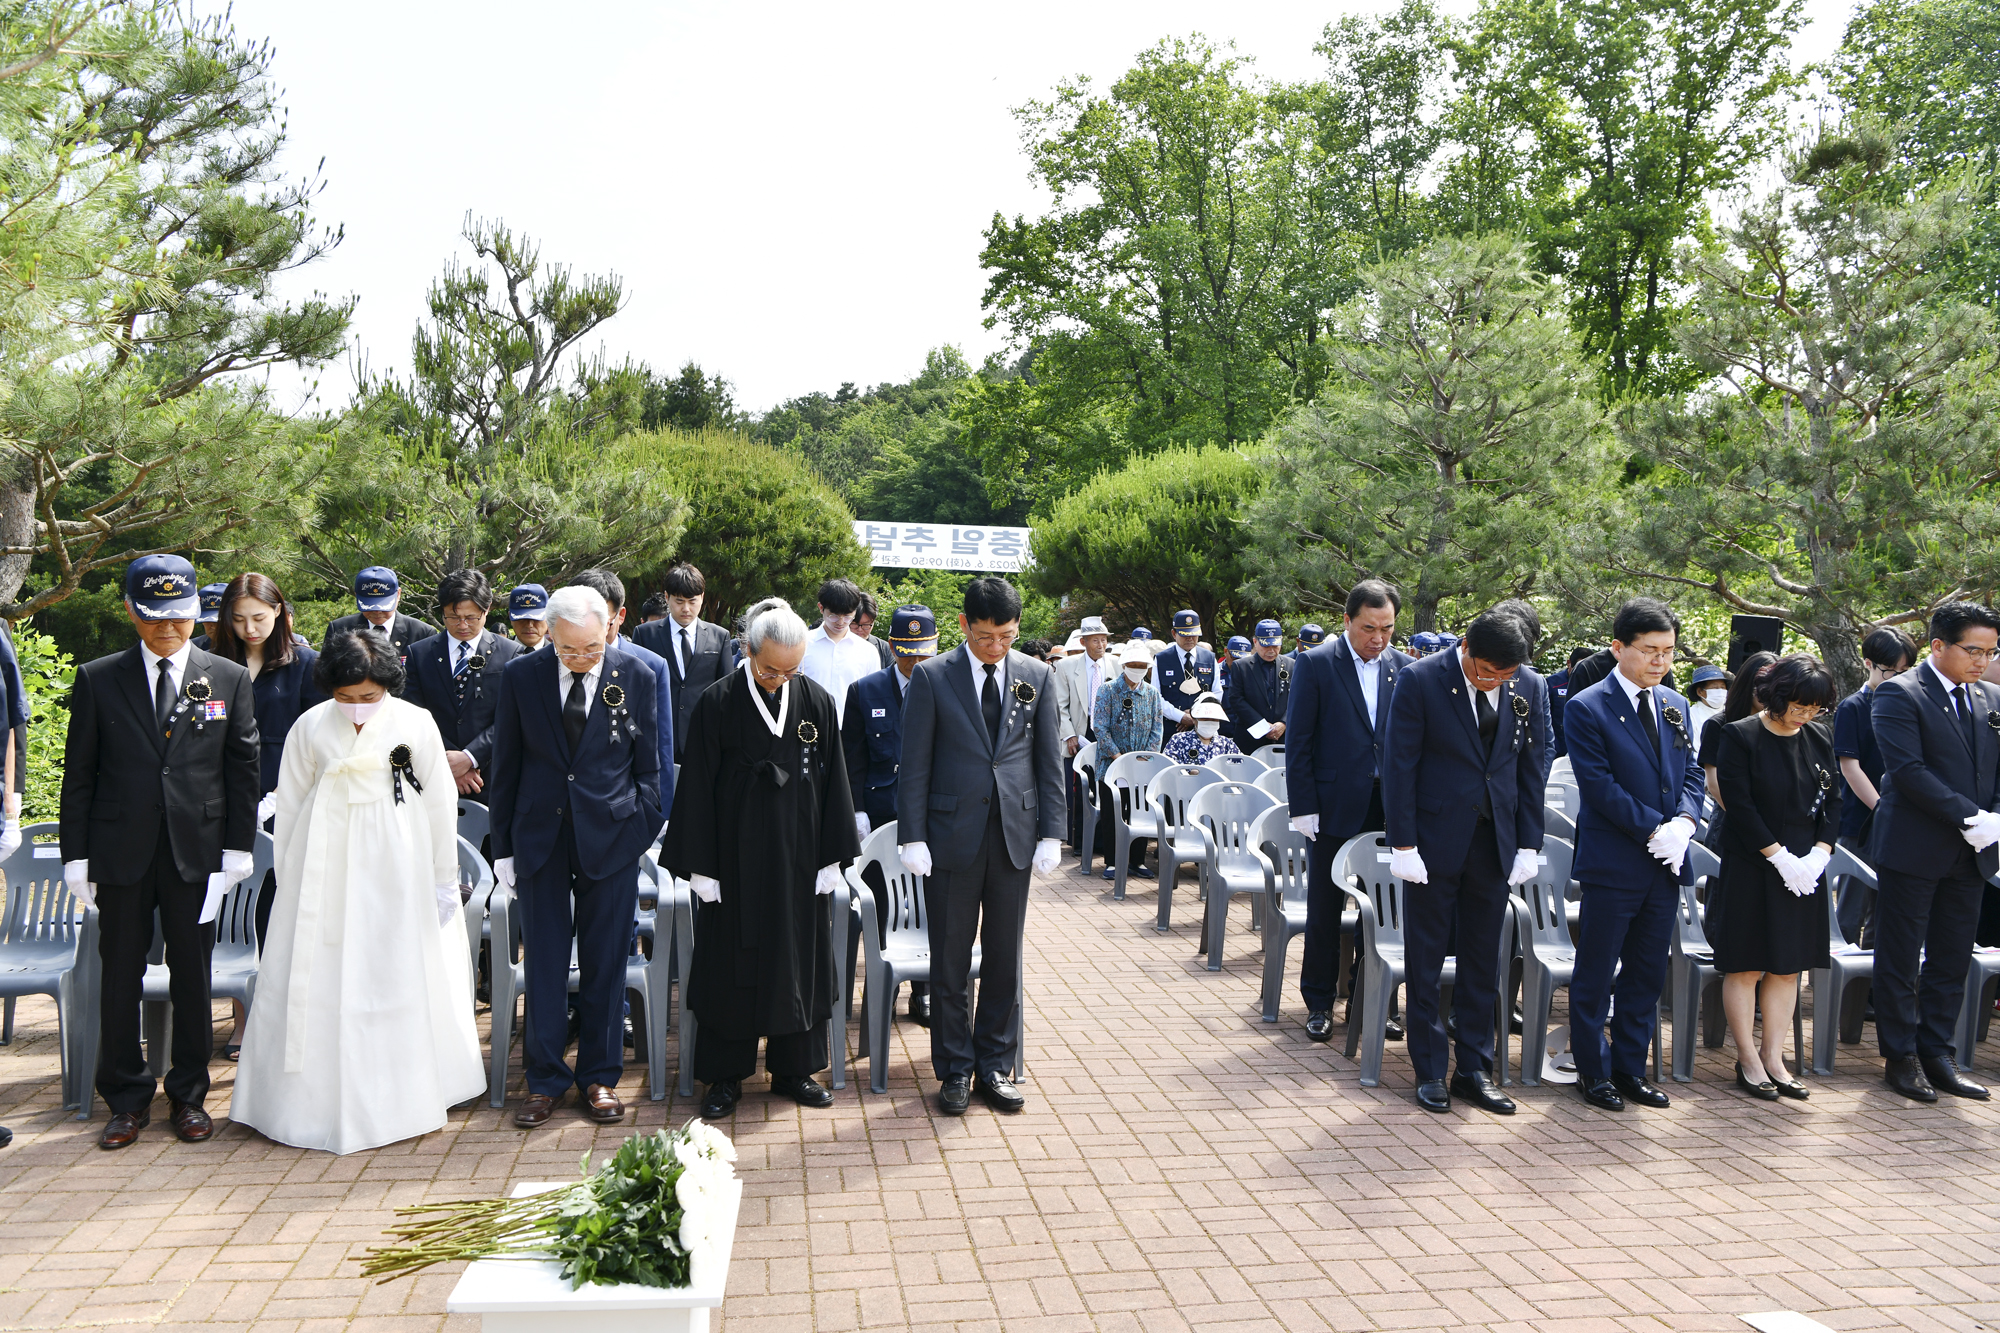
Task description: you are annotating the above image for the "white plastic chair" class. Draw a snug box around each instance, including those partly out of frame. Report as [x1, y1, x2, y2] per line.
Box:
[1150, 765, 1224, 932]
[1510, 838, 1577, 1087]
[1204, 752, 1267, 781]
[455, 798, 491, 849]
[1811, 844, 1877, 1075]
[458, 836, 494, 1001]
[1254, 767, 1287, 800]
[1254, 803, 1321, 1023]
[1333, 833, 1446, 1088]
[0, 822, 98, 1118]
[1102, 751, 1173, 900]
[1189, 783, 1279, 969]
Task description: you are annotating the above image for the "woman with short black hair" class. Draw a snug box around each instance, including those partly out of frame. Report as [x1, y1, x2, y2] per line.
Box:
[1706, 653, 1842, 1101]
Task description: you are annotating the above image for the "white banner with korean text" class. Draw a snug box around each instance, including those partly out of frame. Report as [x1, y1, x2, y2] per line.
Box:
[853, 521, 1033, 572]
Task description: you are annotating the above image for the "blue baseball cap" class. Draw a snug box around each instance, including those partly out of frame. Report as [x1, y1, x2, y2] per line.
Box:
[1410, 631, 1441, 655]
[1226, 635, 1251, 654]
[1130, 627, 1153, 640]
[1690, 663, 1729, 687]
[354, 566, 401, 612]
[198, 582, 227, 623]
[1172, 609, 1200, 632]
[888, 604, 939, 657]
[1438, 632, 1460, 650]
[508, 584, 549, 620]
[1298, 623, 1326, 647]
[1254, 619, 1283, 645]
[125, 555, 202, 622]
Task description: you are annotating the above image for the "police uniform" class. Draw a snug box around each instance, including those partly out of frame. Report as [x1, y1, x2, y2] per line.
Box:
[1151, 609, 1219, 728]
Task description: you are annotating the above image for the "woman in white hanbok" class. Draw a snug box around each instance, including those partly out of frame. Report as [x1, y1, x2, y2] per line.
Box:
[233, 631, 486, 1153]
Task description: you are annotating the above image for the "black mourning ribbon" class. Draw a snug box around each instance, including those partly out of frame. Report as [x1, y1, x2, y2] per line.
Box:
[389, 744, 424, 804]
[752, 758, 790, 789]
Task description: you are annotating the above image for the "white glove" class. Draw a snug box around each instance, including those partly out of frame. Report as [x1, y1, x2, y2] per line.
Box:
[1507, 849, 1540, 887]
[221, 848, 256, 886]
[1798, 844, 1832, 885]
[1963, 809, 2000, 851]
[256, 792, 278, 824]
[1389, 847, 1428, 884]
[900, 841, 933, 877]
[436, 881, 461, 928]
[1766, 847, 1815, 897]
[1032, 838, 1060, 875]
[494, 856, 516, 889]
[199, 873, 230, 924]
[0, 817, 19, 859]
[691, 873, 720, 903]
[1646, 816, 1695, 873]
[814, 863, 840, 896]
[1289, 813, 1319, 842]
[63, 859, 96, 913]
[855, 811, 871, 838]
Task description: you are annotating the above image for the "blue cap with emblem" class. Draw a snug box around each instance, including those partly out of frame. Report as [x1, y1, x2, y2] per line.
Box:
[1130, 626, 1152, 640]
[1410, 631, 1441, 656]
[1172, 609, 1200, 632]
[354, 565, 401, 613]
[125, 554, 202, 622]
[197, 582, 226, 624]
[1254, 619, 1283, 646]
[1438, 632, 1460, 651]
[508, 584, 549, 620]
[888, 604, 939, 657]
[1226, 635, 1251, 654]
[1298, 623, 1326, 647]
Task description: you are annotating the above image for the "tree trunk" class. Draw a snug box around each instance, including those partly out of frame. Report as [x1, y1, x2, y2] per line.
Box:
[0, 464, 37, 614]
[1808, 616, 1866, 699]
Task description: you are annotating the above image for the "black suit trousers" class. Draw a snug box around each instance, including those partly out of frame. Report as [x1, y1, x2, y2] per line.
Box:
[517, 818, 638, 1097]
[925, 801, 1030, 1079]
[96, 826, 214, 1113]
[1402, 819, 1507, 1082]
[1874, 848, 1985, 1062]
[1300, 782, 1381, 1012]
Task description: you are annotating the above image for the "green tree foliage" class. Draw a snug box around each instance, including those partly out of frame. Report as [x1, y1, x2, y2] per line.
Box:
[1248, 234, 1607, 632]
[14, 623, 71, 820]
[1616, 125, 2000, 691]
[1027, 444, 1272, 634]
[610, 429, 870, 629]
[641, 361, 744, 433]
[1833, 0, 2000, 306]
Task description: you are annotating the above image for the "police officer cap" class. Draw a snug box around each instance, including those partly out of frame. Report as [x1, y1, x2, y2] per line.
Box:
[1410, 630, 1441, 654]
[198, 582, 227, 623]
[508, 584, 550, 620]
[1253, 619, 1283, 645]
[1690, 663, 1729, 687]
[1226, 635, 1251, 654]
[354, 565, 401, 612]
[1438, 632, 1461, 650]
[1298, 623, 1326, 646]
[888, 604, 939, 657]
[125, 554, 202, 622]
[1172, 609, 1200, 632]
[1130, 626, 1152, 640]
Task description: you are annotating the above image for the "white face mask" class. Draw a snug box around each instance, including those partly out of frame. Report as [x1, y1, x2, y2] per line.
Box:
[1124, 665, 1148, 682]
[1196, 720, 1220, 739]
[1702, 689, 1726, 709]
[336, 699, 386, 725]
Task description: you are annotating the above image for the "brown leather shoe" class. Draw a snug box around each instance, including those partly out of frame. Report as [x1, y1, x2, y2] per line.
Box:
[582, 1084, 624, 1123]
[98, 1109, 150, 1150]
[168, 1100, 213, 1143]
[514, 1093, 558, 1128]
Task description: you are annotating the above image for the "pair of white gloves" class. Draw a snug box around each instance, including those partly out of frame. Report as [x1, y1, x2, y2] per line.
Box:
[686, 864, 844, 903]
[1962, 809, 2000, 851]
[1646, 816, 1697, 874]
[63, 848, 257, 924]
[1386, 846, 1542, 887]
[1765, 844, 1830, 897]
[898, 839, 1062, 878]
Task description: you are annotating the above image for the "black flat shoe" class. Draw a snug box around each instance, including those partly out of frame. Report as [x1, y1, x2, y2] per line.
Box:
[1305, 1011, 1333, 1043]
[938, 1074, 972, 1115]
[1449, 1070, 1515, 1115]
[1415, 1079, 1451, 1113]
[1384, 1016, 1406, 1042]
[1884, 1056, 1937, 1102]
[699, 1080, 740, 1119]
[1735, 1064, 1780, 1101]
[1921, 1055, 1991, 1100]
[1578, 1077, 1624, 1111]
[1611, 1071, 1671, 1108]
[770, 1075, 834, 1108]
[977, 1072, 1026, 1113]
[908, 989, 932, 1028]
[1771, 1076, 1810, 1101]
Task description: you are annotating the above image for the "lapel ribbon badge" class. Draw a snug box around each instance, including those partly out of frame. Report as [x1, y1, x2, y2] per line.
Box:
[389, 743, 424, 804]
[602, 683, 626, 744]
[1661, 704, 1691, 750]
[1809, 763, 1833, 819]
[1987, 709, 2000, 735]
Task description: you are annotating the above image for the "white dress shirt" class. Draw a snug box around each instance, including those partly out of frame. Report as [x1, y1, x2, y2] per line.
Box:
[671, 619, 698, 676]
[967, 649, 1009, 702]
[801, 626, 879, 724]
[558, 660, 601, 719]
[1347, 630, 1383, 728]
[139, 639, 194, 702]
[1458, 652, 1500, 724]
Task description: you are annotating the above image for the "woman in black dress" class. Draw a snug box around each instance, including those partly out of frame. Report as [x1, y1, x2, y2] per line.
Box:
[1709, 654, 1840, 1101]
[1699, 650, 1775, 851]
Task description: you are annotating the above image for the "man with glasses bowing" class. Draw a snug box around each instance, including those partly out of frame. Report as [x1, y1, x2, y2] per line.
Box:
[1869, 601, 2000, 1102]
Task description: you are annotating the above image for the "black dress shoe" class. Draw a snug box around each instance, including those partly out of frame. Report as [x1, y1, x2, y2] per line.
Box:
[1305, 1011, 1333, 1043]
[938, 1075, 972, 1115]
[1384, 1015, 1406, 1042]
[168, 1099, 213, 1143]
[977, 1072, 1026, 1113]
[1921, 1055, 1990, 1100]
[1770, 1075, 1810, 1101]
[1449, 1070, 1515, 1115]
[1735, 1063, 1781, 1101]
[1415, 1079, 1451, 1113]
[1884, 1056, 1938, 1103]
[908, 988, 932, 1028]
[699, 1080, 741, 1119]
[770, 1075, 834, 1108]
[1611, 1071, 1671, 1108]
[1578, 1077, 1625, 1111]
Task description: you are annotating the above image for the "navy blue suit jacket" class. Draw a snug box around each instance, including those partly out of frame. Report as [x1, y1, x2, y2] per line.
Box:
[1153, 644, 1218, 719]
[613, 634, 676, 813]
[1224, 652, 1290, 748]
[1382, 650, 1551, 877]
[1564, 674, 1705, 886]
[841, 665, 906, 829]
[1871, 665, 2000, 877]
[1285, 637, 1411, 840]
[402, 630, 521, 770]
[488, 645, 664, 879]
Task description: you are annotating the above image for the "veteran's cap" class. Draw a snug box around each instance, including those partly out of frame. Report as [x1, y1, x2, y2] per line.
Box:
[198, 582, 227, 624]
[889, 605, 939, 657]
[354, 566, 401, 612]
[1254, 619, 1283, 646]
[126, 555, 202, 622]
[508, 584, 549, 620]
[1297, 623, 1327, 647]
[1172, 609, 1200, 632]
[1226, 635, 1252, 654]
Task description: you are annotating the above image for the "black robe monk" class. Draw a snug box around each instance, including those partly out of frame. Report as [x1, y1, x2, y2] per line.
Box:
[663, 664, 859, 1081]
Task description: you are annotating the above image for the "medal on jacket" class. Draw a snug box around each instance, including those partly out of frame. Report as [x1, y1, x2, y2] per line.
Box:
[1510, 692, 1532, 752]
[797, 719, 820, 778]
[1661, 704, 1691, 751]
[182, 676, 213, 734]
[389, 743, 424, 804]
[1808, 763, 1833, 819]
[1011, 679, 1036, 733]
[602, 680, 627, 745]
[1988, 708, 2000, 735]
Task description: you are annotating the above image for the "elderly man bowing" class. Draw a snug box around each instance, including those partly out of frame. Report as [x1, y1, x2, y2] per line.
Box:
[488, 585, 662, 1128]
[663, 598, 860, 1120]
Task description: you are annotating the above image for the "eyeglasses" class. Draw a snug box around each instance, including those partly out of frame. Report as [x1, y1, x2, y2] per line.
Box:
[1949, 643, 1999, 664]
[552, 644, 605, 663]
[441, 610, 486, 627]
[751, 663, 801, 685]
[966, 628, 1019, 650]
[1624, 646, 1675, 662]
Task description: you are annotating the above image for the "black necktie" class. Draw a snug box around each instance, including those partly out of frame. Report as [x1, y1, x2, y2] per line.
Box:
[155, 658, 175, 732]
[679, 628, 692, 681]
[1638, 688, 1661, 753]
[564, 671, 588, 749]
[1957, 685, 1979, 753]
[1185, 651, 1195, 680]
[981, 662, 1002, 745]
[1476, 687, 1497, 752]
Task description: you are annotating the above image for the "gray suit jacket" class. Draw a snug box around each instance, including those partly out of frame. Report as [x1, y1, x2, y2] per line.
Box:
[897, 644, 1065, 872]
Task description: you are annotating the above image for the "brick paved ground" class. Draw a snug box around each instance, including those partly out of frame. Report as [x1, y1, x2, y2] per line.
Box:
[0, 859, 1997, 1333]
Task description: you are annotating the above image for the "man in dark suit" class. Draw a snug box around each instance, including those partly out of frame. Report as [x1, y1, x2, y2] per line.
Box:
[569, 569, 674, 814]
[1224, 619, 1292, 753]
[488, 585, 663, 1128]
[1547, 646, 1593, 757]
[1284, 581, 1411, 1041]
[1869, 601, 2000, 1102]
[1563, 598, 1705, 1112]
[321, 566, 436, 691]
[61, 555, 260, 1149]
[1382, 608, 1550, 1115]
[843, 606, 939, 1024]
[896, 578, 1064, 1116]
[403, 568, 521, 795]
[1151, 610, 1218, 733]
[631, 561, 736, 763]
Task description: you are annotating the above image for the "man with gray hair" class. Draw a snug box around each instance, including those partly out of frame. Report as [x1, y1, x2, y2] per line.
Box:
[488, 584, 664, 1128]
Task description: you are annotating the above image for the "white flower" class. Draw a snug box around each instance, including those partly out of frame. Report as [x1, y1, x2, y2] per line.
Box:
[675, 1159, 722, 1214]
[678, 1202, 719, 1255]
[678, 1119, 737, 1166]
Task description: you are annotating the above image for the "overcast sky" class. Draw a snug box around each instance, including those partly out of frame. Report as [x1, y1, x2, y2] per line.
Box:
[220, 0, 1854, 417]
